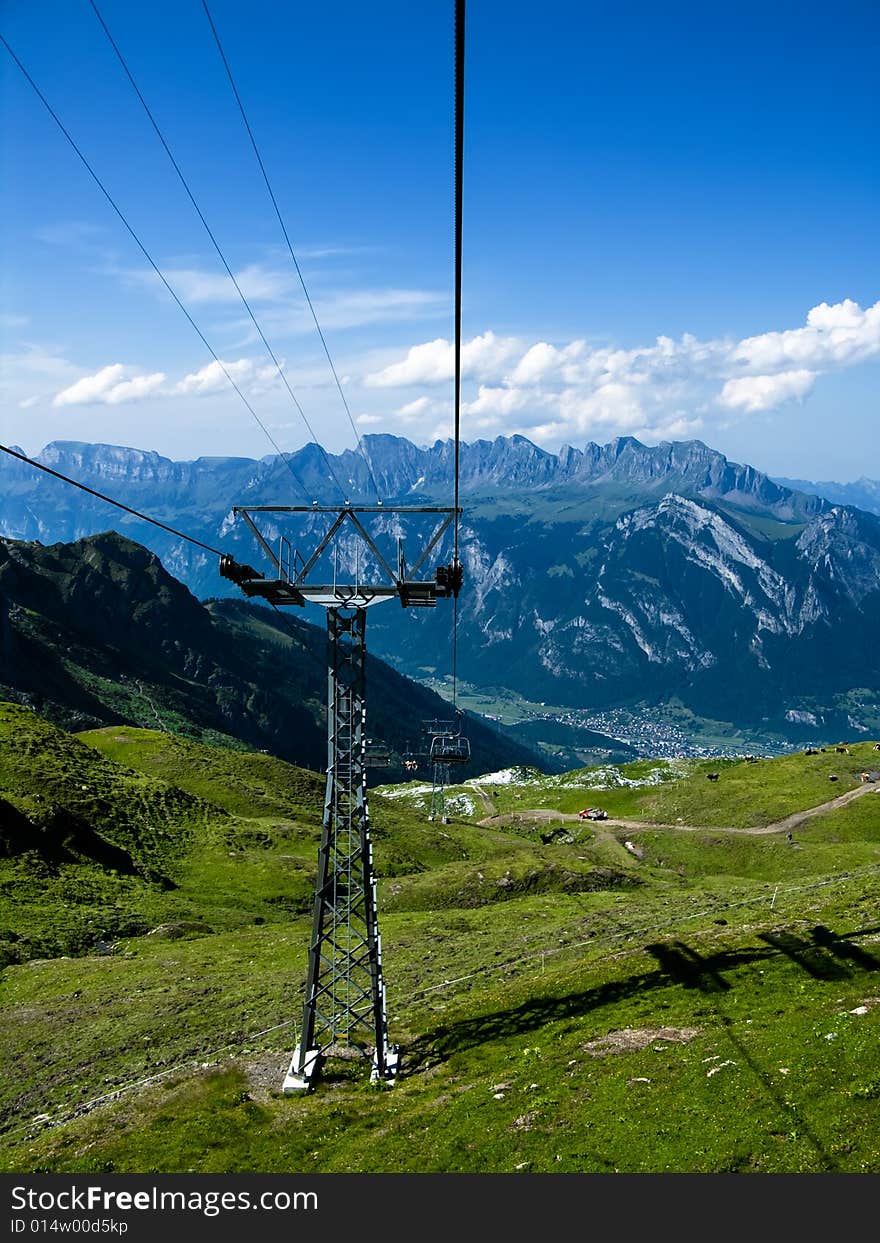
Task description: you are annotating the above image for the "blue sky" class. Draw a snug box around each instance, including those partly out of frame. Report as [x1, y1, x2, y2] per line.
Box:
[1, 0, 878, 481]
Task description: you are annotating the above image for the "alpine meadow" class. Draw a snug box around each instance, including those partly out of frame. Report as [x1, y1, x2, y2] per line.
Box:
[1, 0, 879, 1212]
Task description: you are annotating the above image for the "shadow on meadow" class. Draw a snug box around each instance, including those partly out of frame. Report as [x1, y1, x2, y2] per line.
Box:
[403, 924, 879, 1070]
[404, 924, 879, 1171]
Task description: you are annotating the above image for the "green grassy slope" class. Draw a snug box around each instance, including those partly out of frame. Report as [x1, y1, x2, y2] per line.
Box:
[468, 746, 880, 826]
[0, 531, 547, 780]
[1, 706, 879, 1174]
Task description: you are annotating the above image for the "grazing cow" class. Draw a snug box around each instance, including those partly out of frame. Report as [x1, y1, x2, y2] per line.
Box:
[706, 772, 720, 782]
[829, 774, 839, 782]
[835, 746, 849, 754]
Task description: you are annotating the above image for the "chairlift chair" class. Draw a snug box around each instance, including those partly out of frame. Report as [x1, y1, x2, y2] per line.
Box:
[429, 733, 471, 764]
[364, 737, 392, 769]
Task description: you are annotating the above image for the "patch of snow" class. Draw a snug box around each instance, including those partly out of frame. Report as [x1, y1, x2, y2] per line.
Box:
[550, 762, 686, 791]
[467, 767, 540, 787]
[378, 783, 434, 800]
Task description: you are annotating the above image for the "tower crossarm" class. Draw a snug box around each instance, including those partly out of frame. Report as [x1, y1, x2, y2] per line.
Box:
[230, 504, 462, 610]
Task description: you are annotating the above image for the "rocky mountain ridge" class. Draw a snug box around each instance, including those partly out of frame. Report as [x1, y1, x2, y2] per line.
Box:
[3, 435, 879, 741]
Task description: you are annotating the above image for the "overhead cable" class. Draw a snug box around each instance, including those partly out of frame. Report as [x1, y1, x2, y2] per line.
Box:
[199, 0, 383, 504]
[86, 1, 346, 501]
[451, 0, 466, 710]
[0, 443, 227, 557]
[0, 31, 310, 502]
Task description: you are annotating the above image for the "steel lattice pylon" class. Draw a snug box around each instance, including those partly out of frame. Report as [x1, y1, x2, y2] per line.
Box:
[283, 606, 396, 1091]
[429, 761, 453, 823]
[220, 503, 461, 1094]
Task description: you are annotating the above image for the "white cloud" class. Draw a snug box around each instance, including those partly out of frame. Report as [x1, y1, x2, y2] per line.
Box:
[365, 331, 520, 387]
[123, 257, 445, 338]
[125, 263, 293, 305]
[718, 369, 816, 413]
[397, 396, 431, 417]
[365, 338, 451, 386]
[362, 299, 880, 445]
[175, 358, 278, 396]
[53, 364, 166, 407]
[732, 299, 880, 371]
[464, 384, 534, 416]
[511, 339, 585, 384]
[356, 413, 383, 425]
[50, 356, 281, 408]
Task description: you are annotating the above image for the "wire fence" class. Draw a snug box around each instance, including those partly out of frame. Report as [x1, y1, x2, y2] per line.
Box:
[4, 859, 879, 1145]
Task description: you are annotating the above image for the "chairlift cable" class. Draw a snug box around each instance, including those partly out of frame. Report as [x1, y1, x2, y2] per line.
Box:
[87, 1, 346, 503]
[200, 0, 383, 504]
[0, 32, 311, 503]
[453, 0, 465, 562]
[451, 0, 466, 713]
[0, 443, 228, 557]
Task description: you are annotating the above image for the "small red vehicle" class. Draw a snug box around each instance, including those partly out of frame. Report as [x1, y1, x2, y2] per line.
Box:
[578, 807, 608, 821]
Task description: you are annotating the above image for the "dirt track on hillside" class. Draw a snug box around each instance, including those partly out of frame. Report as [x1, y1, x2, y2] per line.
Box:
[477, 781, 877, 836]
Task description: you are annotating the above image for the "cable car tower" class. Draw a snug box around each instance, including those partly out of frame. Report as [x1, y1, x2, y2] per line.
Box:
[221, 509, 461, 1091]
[221, 0, 468, 1094]
[415, 717, 471, 822]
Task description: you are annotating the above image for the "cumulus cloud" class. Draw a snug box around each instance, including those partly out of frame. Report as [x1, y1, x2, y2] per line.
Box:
[50, 356, 280, 407]
[718, 369, 816, 413]
[464, 384, 534, 416]
[174, 358, 278, 396]
[53, 364, 166, 407]
[364, 331, 520, 387]
[510, 339, 585, 384]
[363, 299, 880, 445]
[732, 299, 880, 371]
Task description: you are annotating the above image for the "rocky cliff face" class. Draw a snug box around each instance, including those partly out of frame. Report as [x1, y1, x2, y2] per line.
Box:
[2, 435, 878, 731]
[0, 532, 543, 775]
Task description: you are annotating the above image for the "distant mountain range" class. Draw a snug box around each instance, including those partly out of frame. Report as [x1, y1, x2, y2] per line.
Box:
[774, 476, 880, 516]
[3, 434, 879, 745]
[0, 531, 543, 777]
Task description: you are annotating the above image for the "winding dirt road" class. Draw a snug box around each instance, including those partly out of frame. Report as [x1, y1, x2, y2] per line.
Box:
[477, 781, 878, 836]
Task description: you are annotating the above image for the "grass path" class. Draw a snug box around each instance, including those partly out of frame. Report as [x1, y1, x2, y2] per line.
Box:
[478, 782, 878, 836]
[468, 782, 497, 817]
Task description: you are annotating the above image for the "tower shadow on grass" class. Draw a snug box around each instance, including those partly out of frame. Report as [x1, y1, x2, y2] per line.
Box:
[402, 926, 878, 1171]
[403, 941, 776, 1074]
[810, 925, 880, 971]
[404, 926, 879, 1074]
[644, 940, 731, 992]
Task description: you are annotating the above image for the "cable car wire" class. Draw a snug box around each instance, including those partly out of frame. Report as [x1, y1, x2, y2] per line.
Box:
[0, 32, 310, 502]
[200, 0, 383, 505]
[453, 0, 465, 565]
[0, 443, 228, 557]
[450, 0, 466, 711]
[86, 1, 346, 504]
